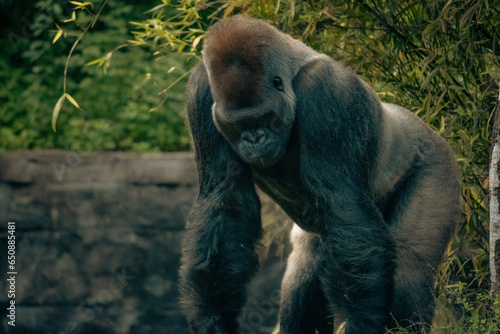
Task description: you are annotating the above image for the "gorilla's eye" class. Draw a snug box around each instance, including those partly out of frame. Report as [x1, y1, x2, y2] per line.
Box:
[273, 76, 284, 92]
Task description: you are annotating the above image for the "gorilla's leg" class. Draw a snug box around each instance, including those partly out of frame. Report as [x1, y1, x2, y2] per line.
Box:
[386, 142, 461, 330]
[280, 225, 333, 334]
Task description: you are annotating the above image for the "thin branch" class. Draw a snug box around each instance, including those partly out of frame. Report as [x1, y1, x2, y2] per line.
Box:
[150, 69, 193, 112]
[158, 69, 193, 96]
[63, 0, 109, 95]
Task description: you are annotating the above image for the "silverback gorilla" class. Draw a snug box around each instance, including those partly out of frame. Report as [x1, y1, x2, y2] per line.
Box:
[179, 16, 461, 334]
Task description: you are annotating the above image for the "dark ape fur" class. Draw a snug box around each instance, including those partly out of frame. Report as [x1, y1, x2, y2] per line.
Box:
[179, 16, 461, 334]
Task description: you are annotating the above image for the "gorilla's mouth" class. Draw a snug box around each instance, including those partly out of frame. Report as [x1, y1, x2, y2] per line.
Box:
[239, 145, 284, 169]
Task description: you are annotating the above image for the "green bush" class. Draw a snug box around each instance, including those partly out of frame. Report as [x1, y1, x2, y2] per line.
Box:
[0, 0, 191, 153]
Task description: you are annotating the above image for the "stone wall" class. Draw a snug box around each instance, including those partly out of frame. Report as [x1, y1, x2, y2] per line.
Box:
[0, 150, 291, 334]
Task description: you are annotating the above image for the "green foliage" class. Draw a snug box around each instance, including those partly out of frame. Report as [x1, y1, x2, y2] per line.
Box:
[406, 286, 500, 334]
[446, 291, 500, 334]
[0, 0, 191, 153]
[327, 287, 500, 333]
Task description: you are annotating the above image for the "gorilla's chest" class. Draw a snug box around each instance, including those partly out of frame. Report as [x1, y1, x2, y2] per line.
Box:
[251, 163, 321, 234]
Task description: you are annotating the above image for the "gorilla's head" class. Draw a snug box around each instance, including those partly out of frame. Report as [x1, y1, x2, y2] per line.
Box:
[203, 17, 298, 169]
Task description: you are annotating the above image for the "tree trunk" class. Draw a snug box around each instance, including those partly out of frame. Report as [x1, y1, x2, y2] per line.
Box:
[489, 84, 500, 296]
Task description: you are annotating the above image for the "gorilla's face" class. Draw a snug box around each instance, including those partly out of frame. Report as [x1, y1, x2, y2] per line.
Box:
[210, 74, 295, 169]
[203, 19, 297, 169]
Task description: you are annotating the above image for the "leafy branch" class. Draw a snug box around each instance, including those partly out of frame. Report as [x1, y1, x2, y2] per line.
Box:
[52, 0, 109, 132]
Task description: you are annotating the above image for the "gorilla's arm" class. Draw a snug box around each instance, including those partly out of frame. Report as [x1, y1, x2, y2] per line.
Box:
[294, 59, 395, 333]
[179, 64, 262, 333]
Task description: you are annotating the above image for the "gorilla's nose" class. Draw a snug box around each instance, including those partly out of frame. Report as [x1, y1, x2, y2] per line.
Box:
[242, 129, 266, 145]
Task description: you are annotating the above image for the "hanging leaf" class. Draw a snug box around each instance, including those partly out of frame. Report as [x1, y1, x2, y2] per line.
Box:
[65, 93, 80, 109]
[52, 94, 66, 132]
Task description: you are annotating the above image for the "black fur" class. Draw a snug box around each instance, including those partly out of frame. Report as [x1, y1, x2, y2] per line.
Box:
[179, 17, 461, 334]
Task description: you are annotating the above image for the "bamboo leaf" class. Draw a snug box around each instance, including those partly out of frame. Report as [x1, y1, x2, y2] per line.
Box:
[145, 3, 168, 13]
[65, 93, 80, 109]
[52, 94, 66, 132]
[483, 177, 489, 189]
[127, 39, 146, 46]
[61, 11, 77, 23]
[85, 57, 104, 66]
[53, 27, 63, 44]
[192, 34, 203, 49]
[69, 1, 93, 10]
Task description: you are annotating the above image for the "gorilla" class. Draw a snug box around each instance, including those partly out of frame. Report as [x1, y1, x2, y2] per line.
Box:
[179, 16, 461, 334]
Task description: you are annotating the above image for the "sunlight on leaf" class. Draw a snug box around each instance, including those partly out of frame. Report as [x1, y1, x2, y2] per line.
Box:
[69, 1, 94, 10]
[61, 11, 76, 23]
[192, 34, 204, 50]
[53, 26, 63, 44]
[127, 39, 147, 46]
[85, 57, 105, 66]
[65, 93, 80, 109]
